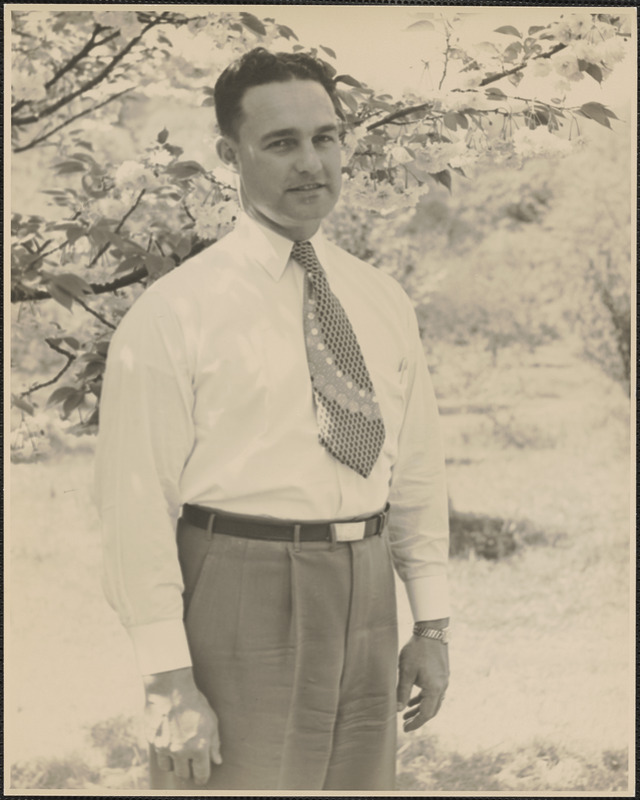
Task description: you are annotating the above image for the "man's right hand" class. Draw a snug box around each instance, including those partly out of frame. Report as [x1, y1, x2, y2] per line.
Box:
[143, 666, 222, 786]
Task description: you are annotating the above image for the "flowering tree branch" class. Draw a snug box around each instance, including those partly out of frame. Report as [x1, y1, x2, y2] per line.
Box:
[13, 86, 134, 153]
[12, 15, 165, 129]
[365, 42, 567, 132]
[21, 339, 77, 398]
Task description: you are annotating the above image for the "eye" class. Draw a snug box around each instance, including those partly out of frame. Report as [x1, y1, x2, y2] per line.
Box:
[267, 139, 295, 150]
[315, 134, 337, 145]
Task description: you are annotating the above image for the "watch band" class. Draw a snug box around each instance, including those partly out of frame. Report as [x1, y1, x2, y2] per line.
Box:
[413, 624, 449, 644]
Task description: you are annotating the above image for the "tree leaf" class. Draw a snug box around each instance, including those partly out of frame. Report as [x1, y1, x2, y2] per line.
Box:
[165, 160, 205, 180]
[54, 160, 86, 175]
[579, 102, 612, 127]
[431, 170, 452, 192]
[82, 360, 105, 381]
[239, 11, 267, 36]
[47, 283, 73, 310]
[407, 20, 435, 31]
[144, 253, 175, 278]
[47, 385, 77, 407]
[486, 87, 507, 100]
[443, 112, 459, 131]
[337, 89, 358, 114]
[320, 45, 336, 59]
[503, 41, 523, 62]
[335, 74, 363, 89]
[62, 390, 85, 418]
[47, 336, 80, 351]
[114, 255, 144, 275]
[12, 394, 35, 416]
[48, 272, 94, 300]
[157, 128, 169, 144]
[528, 25, 545, 35]
[277, 24, 298, 41]
[495, 26, 522, 38]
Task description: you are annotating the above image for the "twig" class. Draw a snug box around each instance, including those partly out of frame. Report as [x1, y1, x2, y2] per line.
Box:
[21, 340, 76, 397]
[11, 190, 148, 303]
[74, 296, 116, 329]
[44, 26, 119, 91]
[12, 16, 164, 128]
[366, 42, 567, 132]
[86, 188, 147, 269]
[439, 27, 451, 91]
[12, 267, 148, 303]
[14, 86, 134, 153]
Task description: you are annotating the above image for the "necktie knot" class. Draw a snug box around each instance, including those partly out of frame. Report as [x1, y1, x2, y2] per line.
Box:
[291, 241, 322, 275]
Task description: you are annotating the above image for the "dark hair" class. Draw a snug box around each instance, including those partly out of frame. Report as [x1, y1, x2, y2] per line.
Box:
[214, 47, 343, 139]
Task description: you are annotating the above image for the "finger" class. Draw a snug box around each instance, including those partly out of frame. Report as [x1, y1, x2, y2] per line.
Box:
[155, 750, 173, 773]
[402, 701, 422, 720]
[172, 754, 193, 781]
[404, 692, 443, 731]
[407, 694, 422, 708]
[403, 710, 428, 732]
[210, 726, 223, 766]
[396, 675, 413, 711]
[191, 752, 212, 786]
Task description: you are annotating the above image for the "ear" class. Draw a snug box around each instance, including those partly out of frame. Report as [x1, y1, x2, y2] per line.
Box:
[216, 137, 239, 171]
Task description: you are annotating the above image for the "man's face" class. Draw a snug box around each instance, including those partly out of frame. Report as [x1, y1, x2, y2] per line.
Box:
[220, 79, 342, 241]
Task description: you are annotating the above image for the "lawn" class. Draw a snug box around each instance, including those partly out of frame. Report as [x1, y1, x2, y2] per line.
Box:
[7, 341, 633, 793]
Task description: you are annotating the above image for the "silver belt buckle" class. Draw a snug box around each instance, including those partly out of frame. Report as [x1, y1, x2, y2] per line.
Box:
[334, 520, 367, 542]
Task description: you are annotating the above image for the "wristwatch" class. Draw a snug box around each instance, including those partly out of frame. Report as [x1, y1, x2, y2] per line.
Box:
[412, 623, 450, 645]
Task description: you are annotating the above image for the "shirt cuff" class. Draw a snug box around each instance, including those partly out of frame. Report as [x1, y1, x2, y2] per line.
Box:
[126, 619, 193, 675]
[404, 574, 450, 622]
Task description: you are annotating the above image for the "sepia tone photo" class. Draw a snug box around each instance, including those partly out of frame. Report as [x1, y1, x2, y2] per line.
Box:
[6, 3, 636, 795]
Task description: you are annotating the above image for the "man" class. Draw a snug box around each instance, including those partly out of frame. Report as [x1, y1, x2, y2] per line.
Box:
[95, 47, 450, 792]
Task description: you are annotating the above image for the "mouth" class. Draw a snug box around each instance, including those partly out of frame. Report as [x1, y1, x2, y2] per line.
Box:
[287, 183, 325, 192]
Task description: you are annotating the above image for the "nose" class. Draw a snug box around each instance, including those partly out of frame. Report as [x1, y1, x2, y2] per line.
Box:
[295, 141, 322, 174]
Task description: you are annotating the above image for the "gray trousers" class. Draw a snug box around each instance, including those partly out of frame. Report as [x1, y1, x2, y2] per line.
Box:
[150, 518, 398, 791]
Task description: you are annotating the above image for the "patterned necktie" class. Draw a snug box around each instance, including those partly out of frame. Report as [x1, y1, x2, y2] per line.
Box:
[292, 241, 386, 478]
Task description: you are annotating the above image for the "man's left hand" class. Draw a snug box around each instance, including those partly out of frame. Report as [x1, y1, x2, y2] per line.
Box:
[396, 635, 449, 732]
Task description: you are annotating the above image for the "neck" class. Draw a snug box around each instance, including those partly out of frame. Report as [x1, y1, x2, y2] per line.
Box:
[242, 199, 321, 242]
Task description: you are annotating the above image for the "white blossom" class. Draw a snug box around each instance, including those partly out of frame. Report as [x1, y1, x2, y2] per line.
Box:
[530, 59, 553, 79]
[114, 160, 147, 191]
[148, 148, 175, 167]
[513, 126, 571, 158]
[552, 53, 582, 80]
[568, 12, 594, 38]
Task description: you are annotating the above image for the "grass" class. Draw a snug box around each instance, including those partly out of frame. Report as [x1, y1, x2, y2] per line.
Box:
[7, 341, 633, 793]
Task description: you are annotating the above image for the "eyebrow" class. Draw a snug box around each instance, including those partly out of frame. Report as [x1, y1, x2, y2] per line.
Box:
[260, 124, 339, 144]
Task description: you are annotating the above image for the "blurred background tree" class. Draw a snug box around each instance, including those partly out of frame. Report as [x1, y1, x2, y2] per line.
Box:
[10, 6, 633, 453]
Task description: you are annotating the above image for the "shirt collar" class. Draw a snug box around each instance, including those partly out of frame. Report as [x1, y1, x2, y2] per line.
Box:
[234, 212, 329, 282]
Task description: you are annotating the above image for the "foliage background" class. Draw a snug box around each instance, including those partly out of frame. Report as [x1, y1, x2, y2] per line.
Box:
[7, 4, 635, 793]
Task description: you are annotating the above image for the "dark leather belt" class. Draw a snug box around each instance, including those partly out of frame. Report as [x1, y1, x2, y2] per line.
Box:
[181, 503, 390, 543]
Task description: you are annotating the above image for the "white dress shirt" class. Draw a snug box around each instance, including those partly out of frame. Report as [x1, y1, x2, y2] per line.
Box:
[95, 212, 450, 675]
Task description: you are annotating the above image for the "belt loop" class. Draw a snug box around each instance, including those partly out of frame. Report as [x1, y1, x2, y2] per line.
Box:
[329, 522, 337, 551]
[293, 524, 301, 553]
[379, 505, 389, 535]
[206, 512, 216, 540]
